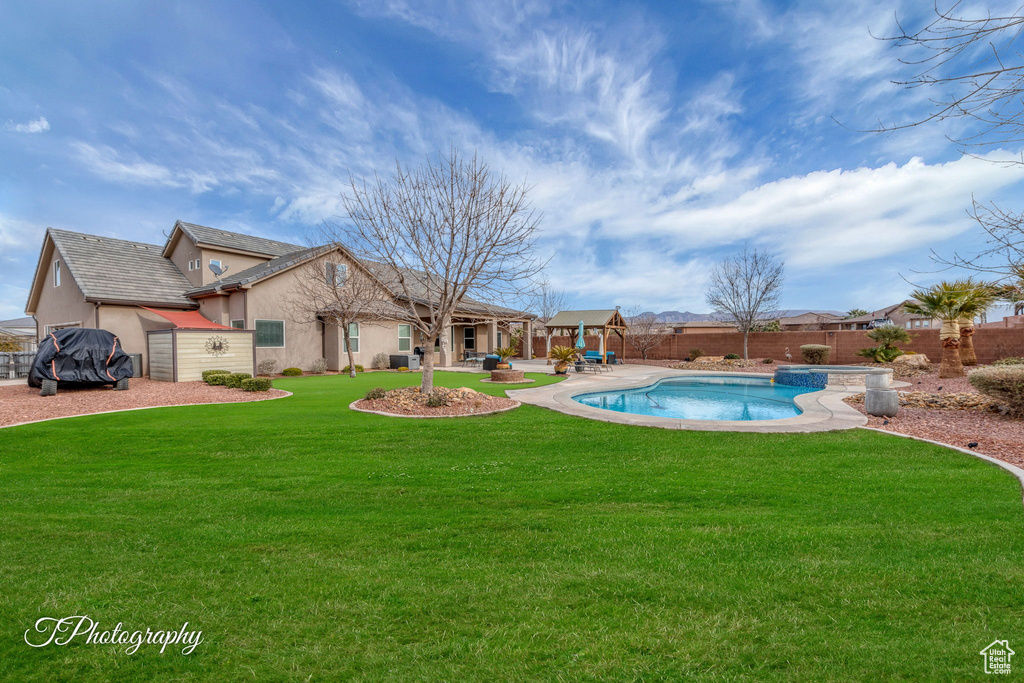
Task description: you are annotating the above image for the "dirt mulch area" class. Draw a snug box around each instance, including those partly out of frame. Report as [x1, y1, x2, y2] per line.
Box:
[844, 366, 1024, 467]
[354, 386, 517, 417]
[0, 378, 288, 428]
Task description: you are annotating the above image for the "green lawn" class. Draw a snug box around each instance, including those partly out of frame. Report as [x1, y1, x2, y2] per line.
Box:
[1, 371, 1022, 681]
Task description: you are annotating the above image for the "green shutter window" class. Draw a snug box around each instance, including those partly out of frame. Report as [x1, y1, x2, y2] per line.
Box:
[342, 322, 359, 353]
[255, 320, 285, 348]
[398, 324, 411, 352]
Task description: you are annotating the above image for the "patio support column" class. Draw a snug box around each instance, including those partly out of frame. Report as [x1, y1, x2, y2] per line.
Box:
[487, 320, 497, 353]
[522, 320, 533, 359]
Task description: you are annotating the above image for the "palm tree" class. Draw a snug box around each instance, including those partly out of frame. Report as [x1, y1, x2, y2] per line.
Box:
[953, 280, 998, 366]
[904, 284, 968, 378]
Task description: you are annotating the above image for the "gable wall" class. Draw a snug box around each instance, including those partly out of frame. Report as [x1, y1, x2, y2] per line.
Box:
[168, 234, 205, 287]
[32, 244, 96, 338]
[199, 248, 269, 286]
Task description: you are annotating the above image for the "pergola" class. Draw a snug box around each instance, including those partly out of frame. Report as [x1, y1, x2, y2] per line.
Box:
[544, 309, 628, 363]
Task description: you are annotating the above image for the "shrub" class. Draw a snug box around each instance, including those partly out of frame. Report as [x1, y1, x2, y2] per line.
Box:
[425, 392, 450, 408]
[241, 377, 272, 392]
[372, 352, 389, 369]
[396, 366, 409, 372]
[724, 353, 741, 360]
[206, 373, 231, 386]
[969, 365, 1024, 417]
[762, 357, 774, 364]
[801, 344, 831, 365]
[365, 387, 387, 400]
[689, 348, 704, 360]
[993, 357, 1024, 366]
[202, 369, 231, 382]
[310, 358, 329, 375]
[225, 372, 252, 388]
[257, 359, 279, 376]
[341, 364, 365, 373]
[856, 345, 904, 363]
[281, 367, 302, 376]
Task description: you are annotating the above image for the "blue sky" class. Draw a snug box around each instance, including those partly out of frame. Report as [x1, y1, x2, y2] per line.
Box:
[3, 0, 1024, 320]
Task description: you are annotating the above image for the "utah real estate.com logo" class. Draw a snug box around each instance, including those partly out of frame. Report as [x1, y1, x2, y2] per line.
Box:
[980, 640, 1014, 675]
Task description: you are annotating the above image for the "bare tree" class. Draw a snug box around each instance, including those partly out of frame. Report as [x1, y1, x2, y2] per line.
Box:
[332, 149, 544, 393]
[705, 247, 785, 360]
[536, 281, 570, 364]
[288, 248, 399, 377]
[625, 307, 671, 361]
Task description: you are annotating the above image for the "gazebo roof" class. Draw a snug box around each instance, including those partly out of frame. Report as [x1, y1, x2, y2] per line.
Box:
[545, 309, 626, 328]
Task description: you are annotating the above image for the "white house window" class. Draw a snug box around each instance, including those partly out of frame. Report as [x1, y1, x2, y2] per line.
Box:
[193, 259, 200, 270]
[398, 324, 412, 352]
[914, 320, 922, 328]
[922, 320, 930, 328]
[255, 320, 285, 348]
[326, 262, 348, 287]
[209, 259, 223, 270]
[905, 322, 912, 329]
[464, 326, 476, 351]
[230, 320, 245, 329]
[53, 260, 61, 287]
[342, 323, 359, 352]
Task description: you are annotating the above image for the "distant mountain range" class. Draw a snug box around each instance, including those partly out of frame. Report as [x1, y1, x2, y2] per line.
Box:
[633, 310, 844, 322]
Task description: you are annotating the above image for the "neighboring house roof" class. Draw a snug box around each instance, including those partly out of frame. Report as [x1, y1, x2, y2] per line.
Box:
[0, 325, 32, 337]
[545, 310, 624, 328]
[841, 301, 933, 324]
[172, 221, 303, 257]
[777, 312, 842, 325]
[0, 316, 34, 328]
[46, 228, 196, 308]
[670, 321, 736, 328]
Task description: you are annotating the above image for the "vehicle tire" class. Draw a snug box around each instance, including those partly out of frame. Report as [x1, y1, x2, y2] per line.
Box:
[115, 377, 130, 391]
[40, 379, 57, 396]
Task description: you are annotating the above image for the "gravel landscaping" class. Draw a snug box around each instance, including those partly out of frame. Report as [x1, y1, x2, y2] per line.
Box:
[354, 385, 517, 417]
[0, 378, 288, 428]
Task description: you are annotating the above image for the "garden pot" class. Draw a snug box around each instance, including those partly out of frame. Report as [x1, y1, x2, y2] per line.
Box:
[554, 361, 568, 375]
[496, 362, 511, 370]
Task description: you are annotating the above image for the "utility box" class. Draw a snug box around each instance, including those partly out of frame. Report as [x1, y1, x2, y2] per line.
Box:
[389, 354, 420, 370]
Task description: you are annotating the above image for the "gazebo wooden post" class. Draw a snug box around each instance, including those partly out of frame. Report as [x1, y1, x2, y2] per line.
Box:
[602, 328, 609, 364]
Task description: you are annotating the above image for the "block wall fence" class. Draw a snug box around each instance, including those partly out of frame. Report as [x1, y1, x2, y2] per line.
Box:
[531, 327, 1024, 364]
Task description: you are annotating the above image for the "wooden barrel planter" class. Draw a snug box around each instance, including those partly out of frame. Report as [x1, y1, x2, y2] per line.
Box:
[489, 369, 526, 383]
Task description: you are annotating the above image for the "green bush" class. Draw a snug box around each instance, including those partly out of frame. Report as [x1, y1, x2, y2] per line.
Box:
[762, 357, 774, 364]
[202, 369, 231, 382]
[993, 357, 1024, 366]
[856, 345, 904, 363]
[396, 366, 409, 372]
[801, 344, 831, 365]
[689, 348, 704, 360]
[341, 365, 365, 373]
[281, 367, 302, 376]
[365, 387, 387, 400]
[241, 377, 273, 392]
[206, 373, 231, 386]
[724, 353, 741, 360]
[969, 365, 1024, 417]
[225, 372, 252, 388]
[425, 392, 450, 408]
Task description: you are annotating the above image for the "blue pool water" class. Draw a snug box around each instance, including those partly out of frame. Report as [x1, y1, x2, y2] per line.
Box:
[573, 376, 819, 421]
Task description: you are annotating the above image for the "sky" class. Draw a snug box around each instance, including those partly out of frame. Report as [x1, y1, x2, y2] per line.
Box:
[3, 0, 1024, 321]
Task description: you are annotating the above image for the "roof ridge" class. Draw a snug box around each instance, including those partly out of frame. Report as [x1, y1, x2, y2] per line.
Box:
[49, 227, 162, 250]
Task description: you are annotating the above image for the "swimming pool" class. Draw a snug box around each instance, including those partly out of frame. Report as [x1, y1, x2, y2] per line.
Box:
[572, 375, 820, 421]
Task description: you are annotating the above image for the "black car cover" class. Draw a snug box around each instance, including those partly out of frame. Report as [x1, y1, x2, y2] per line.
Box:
[28, 328, 134, 387]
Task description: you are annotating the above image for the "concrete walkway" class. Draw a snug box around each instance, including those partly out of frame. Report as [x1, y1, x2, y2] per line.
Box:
[502, 363, 868, 433]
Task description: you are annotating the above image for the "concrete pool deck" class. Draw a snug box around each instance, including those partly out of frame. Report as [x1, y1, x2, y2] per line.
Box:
[504, 363, 869, 433]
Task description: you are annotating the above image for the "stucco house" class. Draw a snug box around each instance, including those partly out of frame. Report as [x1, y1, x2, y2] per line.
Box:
[838, 301, 940, 331]
[25, 221, 533, 378]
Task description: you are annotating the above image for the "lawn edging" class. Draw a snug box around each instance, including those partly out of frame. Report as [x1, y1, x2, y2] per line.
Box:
[348, 398, 521, 419]
[861, 426, 1024, 507]
[0, 390, 293, 430]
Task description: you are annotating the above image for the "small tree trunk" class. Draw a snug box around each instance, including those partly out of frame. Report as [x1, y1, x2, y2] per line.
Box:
[959, 325, 977, 365]
[939, 337, 965, 378]
[343, 329, 356, 378]
[421, 336, 437, 393]
[743, 330, 749, 360]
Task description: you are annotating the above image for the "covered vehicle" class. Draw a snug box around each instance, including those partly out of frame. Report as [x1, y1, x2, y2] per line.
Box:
[29, 328, 133, 396]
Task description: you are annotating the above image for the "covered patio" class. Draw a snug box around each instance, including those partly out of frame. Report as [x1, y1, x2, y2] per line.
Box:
[543, 309, 628, 363]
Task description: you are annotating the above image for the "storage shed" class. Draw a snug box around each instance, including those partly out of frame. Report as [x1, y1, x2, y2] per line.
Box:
[143, 308, 255, 381]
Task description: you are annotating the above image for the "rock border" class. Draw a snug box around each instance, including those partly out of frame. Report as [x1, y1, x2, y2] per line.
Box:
[0, 390, 293, 431]
[348, 399, 520, 419]
[479, 378, 536, 385]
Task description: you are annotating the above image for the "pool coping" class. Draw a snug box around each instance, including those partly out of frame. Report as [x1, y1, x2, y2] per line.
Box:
[508, 369, 867, 433]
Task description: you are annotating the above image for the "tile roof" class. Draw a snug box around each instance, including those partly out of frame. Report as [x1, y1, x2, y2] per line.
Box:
[48, 228, 196, 307]
[185, 246, 325, 295]
[0, 316, 34, 327]
[175, 221, 302, 257]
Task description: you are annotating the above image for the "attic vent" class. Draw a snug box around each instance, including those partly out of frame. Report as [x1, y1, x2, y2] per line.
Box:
[133, 244, 150, 250]
[81, 236, 101, 242]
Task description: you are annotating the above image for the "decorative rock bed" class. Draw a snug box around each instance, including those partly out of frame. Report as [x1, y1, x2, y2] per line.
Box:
[351, 386, 518, 417]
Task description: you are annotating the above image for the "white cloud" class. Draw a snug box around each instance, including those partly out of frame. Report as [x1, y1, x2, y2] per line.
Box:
[0, 213, 45, 250]
[4, 116, 50, 133]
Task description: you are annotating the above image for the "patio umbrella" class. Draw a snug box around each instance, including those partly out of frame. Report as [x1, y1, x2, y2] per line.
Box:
[576, 320, 586, 349]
